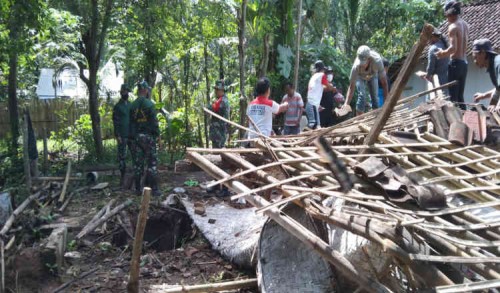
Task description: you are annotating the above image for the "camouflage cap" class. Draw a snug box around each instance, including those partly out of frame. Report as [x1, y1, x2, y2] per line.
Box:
[214, 80, 225, 90]
[137, 80, 149, 90]
[120, 84, 131, 92]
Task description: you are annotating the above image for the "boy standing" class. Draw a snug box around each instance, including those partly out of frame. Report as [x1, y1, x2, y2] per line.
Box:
[281, 82, 304, 135]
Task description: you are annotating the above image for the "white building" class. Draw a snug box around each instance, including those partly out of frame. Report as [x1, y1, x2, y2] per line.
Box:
[36, 60, 124, 100]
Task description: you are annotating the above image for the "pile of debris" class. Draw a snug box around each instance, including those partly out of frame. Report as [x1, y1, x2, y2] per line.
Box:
[184, 24, 500, 292]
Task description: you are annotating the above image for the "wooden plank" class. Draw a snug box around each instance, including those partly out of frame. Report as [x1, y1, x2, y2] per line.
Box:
[58, 160, 72, 203]
[361, 23, 434, 150]
[150, 278, 258, 293]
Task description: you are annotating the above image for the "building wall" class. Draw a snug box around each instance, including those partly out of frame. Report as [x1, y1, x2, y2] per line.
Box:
[402, 56, 493, 107]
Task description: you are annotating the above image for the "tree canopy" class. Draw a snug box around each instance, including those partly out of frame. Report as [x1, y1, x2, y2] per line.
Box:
[0, 0, 447, 158]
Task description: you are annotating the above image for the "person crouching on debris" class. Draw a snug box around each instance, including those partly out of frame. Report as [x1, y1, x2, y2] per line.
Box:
[472, 39, 500, 113]
[341, 46, 389, 116]
[207, 80, 230, 148]
[306, 60, 335, 129]
[281, 82, 304, 135]
[129, 80, 161, 196]
[247, 77, 287, 139]
[113, 84, 135, 187]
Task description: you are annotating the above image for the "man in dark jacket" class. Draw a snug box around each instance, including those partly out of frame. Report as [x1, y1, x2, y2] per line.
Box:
[129, 80, 161, 196]
[472, 39, 500, 113]
[113, 84, 133, 186]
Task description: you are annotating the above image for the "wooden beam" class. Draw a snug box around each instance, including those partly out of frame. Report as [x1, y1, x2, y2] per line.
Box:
[361, 23, 435, 151]
[150, 278, 258, 293]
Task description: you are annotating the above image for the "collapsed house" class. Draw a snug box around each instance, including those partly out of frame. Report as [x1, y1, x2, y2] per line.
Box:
[182, 24, 500, 292]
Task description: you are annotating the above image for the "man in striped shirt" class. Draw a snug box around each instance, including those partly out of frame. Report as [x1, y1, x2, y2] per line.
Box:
[281, 82, 304, 135]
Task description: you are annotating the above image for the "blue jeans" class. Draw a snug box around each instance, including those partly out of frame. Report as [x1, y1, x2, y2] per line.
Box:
[356, 77, 379, 113]
[283, 125, 300, 135]
[305, 103, 320, 129]
[448, 59, 468, 110]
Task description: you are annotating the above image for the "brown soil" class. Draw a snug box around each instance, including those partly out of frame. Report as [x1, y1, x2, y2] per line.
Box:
[5, 169, 257, 293]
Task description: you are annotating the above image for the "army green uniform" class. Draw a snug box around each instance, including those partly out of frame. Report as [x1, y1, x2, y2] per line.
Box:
[208, 94, 230, 148]
[113, 99, 134, 176]
[129, 95, 160, 193]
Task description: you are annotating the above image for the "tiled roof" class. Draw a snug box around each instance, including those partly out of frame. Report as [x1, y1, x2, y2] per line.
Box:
[435, 0, 500, 56]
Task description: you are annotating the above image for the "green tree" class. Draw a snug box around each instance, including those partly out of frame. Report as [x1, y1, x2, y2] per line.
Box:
[0, 0, 45, 153]
[52, 0, 117, 160]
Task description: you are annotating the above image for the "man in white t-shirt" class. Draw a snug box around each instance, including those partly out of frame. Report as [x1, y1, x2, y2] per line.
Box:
[341, 46, 389, 116]
[306, 60, 335, 129]
[247, 77, 287, 139]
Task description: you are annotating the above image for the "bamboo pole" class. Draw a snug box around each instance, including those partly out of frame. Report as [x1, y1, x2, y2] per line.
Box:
[127, 187, 151, 293]
[58, 160, 72, 203]
[76, 199, 131, 239]
[0, 192, 40, 236]
[150, 278, 258, 293]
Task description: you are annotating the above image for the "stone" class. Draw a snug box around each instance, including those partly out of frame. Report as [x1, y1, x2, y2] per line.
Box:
[64, 251, 82, 259]
[173, 187, 186, 194]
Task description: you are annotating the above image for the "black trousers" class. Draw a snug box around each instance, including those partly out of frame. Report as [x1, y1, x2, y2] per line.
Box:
[448, 59, 468, 110]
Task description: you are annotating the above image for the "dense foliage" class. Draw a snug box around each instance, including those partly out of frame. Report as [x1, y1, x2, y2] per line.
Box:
[1, 0, 447, 160]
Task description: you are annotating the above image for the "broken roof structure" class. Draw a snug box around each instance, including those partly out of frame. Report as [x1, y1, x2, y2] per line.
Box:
[185, 24, 500, 292]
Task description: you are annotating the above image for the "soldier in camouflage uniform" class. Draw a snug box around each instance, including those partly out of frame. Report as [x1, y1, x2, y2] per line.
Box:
[113, 84, 134, 186]
[208, 80, 230, 148]
[207, 80, 231, 197]
[129, 80, 161, 196]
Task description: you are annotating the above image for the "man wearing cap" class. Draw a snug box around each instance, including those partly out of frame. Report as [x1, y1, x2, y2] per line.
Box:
[113, 84, 134, 186]
[306, 60, 335, 129]
[472, 39, 500, 113]
[436, 1, 469, 109]
[129, 80, 161, 196]
[419, 29, 449, 91]
[208, 80, 230, 148]
[342, 45, 389, 116]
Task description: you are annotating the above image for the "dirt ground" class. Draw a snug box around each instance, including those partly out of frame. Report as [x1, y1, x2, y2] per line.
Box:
[6, 169, 257, 293]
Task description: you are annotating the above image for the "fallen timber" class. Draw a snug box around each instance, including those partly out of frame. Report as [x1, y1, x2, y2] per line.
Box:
[186, 30, 500, 293]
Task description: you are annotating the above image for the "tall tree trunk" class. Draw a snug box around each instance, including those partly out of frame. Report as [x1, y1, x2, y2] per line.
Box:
[219, 42, 224, 80]
[293, 0, 303, 89]
[237, 0, 248, 139]
[7, 46, 19, 153]
[258, 34, 270, 78]
[204, 43, 210, 148]
[88, 66, 104, 158]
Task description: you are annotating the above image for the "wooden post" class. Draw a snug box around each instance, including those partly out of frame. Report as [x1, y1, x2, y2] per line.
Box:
[127, 187, 152, 293]
[361, 23, 434, 151]
[22, 111, 31, 189]
[58, 160, 72, 203]
[43, 128, 48, 175]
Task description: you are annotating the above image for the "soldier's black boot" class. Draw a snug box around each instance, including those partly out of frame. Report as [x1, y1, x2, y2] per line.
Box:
[150, 176, 163, 197]
[134, 176, 142, 196]
[119, 170, 126, 188]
